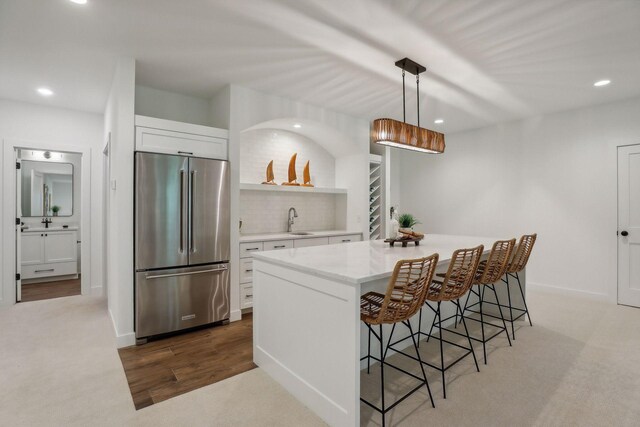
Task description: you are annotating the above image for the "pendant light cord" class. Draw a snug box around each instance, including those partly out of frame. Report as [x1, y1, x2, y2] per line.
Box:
[402, 69, 406, 123]
[416, 74, 420, 128]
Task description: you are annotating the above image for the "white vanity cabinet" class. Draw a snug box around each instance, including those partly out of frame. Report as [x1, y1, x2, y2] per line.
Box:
[21, 229, 78, 280]
[239, 232, 363, 309]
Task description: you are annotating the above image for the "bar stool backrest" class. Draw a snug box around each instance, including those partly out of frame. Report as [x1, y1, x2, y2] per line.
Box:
[507, 234, 537, 274]
[477, 239, 516, 284]
[375, 254, 439, 325]
[434, 245, 484, 301]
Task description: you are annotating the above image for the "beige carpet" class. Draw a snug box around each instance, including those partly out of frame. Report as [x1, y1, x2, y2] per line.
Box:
[0, 290, 639, 426]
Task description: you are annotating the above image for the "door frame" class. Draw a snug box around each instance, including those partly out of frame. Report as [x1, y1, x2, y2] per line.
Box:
[2, 138, 92, 306]
[616, 142, 640, 307]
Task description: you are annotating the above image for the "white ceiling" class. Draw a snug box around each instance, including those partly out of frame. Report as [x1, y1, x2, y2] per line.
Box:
[1, 0, 639, 133]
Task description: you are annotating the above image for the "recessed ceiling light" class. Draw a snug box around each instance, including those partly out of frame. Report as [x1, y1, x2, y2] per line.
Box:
[293, 124, 302, 128]
[434, 119, 444, 124]
[69, 0, 88, 4]
[594, 79, 611, 87]
[36, 87, 54, 97]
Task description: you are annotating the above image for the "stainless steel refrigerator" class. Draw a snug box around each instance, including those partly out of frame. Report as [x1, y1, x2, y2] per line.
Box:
[134, 152, 230, 340]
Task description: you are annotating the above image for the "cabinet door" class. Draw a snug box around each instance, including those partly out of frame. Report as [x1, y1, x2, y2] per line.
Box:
[21, 233, 44, 265]
[329, 234, 362, 244]
[44, 231, 77, 263]
[293, 237, 329, 248]
[136, 126, 228, 160]
[263, 240, 293, 251]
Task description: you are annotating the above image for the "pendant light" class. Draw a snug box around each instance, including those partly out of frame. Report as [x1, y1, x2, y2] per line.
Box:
[372, 58, 445, 154]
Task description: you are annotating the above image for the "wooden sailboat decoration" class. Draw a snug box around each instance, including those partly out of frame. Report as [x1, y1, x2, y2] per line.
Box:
[301, 160, 314, 187]
[261, 160, 276, 185]
[282, 153, 300, 186]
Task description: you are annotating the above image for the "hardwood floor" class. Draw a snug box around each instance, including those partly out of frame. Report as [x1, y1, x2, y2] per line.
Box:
[20, 278, 81, 302]
[118, 314, 256, 410]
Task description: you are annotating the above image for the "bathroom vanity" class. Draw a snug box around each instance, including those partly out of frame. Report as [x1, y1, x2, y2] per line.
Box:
[21, 227, 78, 281]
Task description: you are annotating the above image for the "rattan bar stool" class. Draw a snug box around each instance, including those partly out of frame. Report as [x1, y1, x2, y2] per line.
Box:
[501, 234, 537, 339]
[390, 245, 483, 399]
[360, 254, 439, 427]
[456, 239, 516, 364]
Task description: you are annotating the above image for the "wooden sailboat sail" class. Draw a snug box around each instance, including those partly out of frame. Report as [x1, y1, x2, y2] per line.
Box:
[261, 160, 276, 184]
[302, 160, 314, 187]
[282, 153, 300, 186]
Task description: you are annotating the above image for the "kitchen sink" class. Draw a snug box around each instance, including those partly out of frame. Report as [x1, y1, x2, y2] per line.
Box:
[289, 232, 313, 236]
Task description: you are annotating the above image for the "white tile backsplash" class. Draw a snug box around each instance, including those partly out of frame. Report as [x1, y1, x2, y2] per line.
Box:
[240, 129, 335, 187]
[240, 191, 337, 234]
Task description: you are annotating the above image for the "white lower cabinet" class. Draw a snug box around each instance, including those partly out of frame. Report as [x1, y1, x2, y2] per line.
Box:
[21, 230, 78, 280]
[239, 233, 362, 309]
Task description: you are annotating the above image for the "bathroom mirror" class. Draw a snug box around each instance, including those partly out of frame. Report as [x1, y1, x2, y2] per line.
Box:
[21, 160, 74, 217]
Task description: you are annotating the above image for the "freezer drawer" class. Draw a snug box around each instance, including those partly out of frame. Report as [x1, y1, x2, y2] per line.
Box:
[135, 264, 229, 339]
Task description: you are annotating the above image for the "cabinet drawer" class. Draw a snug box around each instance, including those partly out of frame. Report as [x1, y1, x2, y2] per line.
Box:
[240, 242, 263, 258]
[329, 234, 362, 244]
[241, 284, 253, 309]
[21, 261, 77, 280]
[263, 240, 293, 251]
[240, 258, 253, 284]
[135, 126, 227, 160]
[293, 237, 329, 248]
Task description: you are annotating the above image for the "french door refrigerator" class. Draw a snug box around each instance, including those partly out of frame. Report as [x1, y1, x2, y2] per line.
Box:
[135, 152, 230, 340]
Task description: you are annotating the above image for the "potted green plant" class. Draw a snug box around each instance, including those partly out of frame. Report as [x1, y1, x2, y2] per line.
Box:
[397, 213, 420, 233]
[51, 205, 61, 217]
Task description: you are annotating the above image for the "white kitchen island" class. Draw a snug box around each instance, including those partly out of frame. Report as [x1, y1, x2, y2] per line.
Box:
[252, 234, 527, 427]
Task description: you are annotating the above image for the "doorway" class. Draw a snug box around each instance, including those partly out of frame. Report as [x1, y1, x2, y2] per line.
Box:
[15, 148, 82, 303]
[617, 144, 640, 307]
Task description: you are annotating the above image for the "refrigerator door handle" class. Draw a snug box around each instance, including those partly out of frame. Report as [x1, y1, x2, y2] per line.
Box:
[189, 170, 197, 253]
[146, 265, 228, 280]
[179, 170, 185, 253]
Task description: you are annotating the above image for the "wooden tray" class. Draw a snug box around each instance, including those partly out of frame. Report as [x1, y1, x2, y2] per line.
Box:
[384, 237, 423, 247]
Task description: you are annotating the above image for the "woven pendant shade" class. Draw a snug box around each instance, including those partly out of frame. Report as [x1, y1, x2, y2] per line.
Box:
[372, 118, 445, 154]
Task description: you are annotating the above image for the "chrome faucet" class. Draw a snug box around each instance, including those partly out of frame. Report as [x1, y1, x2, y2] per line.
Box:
[287, 207, 298, 233]
[41, 217, 52, 229]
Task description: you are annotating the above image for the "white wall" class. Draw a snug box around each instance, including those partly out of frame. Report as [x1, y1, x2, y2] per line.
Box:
[397, 96, 640, 301]
[104, 58, 136, 347]
[0, 98, 103, 306]
[134, 85, 212, 126]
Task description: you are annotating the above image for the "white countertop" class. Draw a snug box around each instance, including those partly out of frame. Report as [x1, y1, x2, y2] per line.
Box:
[252, 234, 501, 284]
[22, 226, 79, 232]
[240, 230, 362, 243]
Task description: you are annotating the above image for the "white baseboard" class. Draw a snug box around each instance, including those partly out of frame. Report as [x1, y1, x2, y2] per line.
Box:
[108, 308, 136, 348]
[527, 281, 611, 303]
[230, 308, 242, 322]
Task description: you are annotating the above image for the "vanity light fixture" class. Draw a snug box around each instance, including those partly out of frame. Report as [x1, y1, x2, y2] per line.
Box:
[372, 58, 445, 154]
[293, 124, 302, 129]
[36, 87, 54, 97]
[594, 79, 611, 87]
[434, 119, 444, 124]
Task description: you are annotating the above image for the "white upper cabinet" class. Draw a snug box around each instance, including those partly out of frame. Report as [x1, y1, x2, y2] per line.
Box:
[135, 115, 229, 160]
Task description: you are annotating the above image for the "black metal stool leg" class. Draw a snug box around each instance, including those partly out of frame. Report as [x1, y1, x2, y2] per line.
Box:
[437, 302, 446, 399]
[367, 325, 372, 374]
[458, 288, 473, 327]
[490, 284, 512, 346]
[456, 300, 480, 373]
[515, 272, 533, 327]
[406, 321, 435, 408]
[417, 307, 423, 348]
[505, 274, 516, 340]
[479, 285, 487, 365]
[426, 306, 437, 343]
